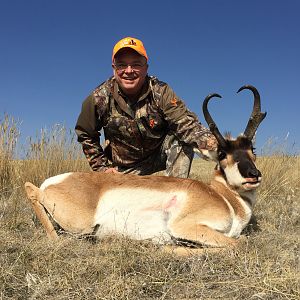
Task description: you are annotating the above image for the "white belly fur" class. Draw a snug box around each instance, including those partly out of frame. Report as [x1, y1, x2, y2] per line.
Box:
[93, 188, 187, 243]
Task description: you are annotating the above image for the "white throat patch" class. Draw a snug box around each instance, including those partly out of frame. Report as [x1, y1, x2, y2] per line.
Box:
[224, 162, 244, 187]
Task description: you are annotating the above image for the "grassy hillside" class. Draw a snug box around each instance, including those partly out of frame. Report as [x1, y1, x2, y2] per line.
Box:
[0, 116, 299, 299]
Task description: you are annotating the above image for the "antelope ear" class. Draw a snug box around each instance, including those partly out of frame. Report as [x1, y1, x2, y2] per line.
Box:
[194, 148, 218, 162]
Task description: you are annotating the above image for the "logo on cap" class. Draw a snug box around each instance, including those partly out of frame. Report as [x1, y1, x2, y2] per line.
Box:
[112, 37, 148, 61]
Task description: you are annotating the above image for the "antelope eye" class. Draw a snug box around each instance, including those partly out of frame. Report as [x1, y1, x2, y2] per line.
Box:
[251, 147, 256, 155]
[218, 150, 227, 161]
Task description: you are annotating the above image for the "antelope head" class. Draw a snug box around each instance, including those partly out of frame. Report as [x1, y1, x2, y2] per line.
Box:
[203, 85, 267, 191]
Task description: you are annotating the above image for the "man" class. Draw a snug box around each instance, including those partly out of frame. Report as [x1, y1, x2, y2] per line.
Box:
[75, 37, 217, 178]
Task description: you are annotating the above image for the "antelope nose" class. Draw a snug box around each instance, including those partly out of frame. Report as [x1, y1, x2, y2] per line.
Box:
[248, 168, 261, 178]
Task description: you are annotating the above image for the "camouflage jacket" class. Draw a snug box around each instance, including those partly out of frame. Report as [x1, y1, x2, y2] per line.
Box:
[75, 76, 215, 171]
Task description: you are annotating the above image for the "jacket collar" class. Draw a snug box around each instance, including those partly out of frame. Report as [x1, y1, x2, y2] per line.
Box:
[112, 76, 151, 117]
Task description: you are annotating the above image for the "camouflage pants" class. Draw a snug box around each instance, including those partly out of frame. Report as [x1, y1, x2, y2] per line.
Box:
[117, 134, 194, 178]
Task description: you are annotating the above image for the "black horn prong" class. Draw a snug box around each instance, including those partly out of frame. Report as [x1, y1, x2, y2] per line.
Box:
[237, 85, 267, 140]
[203, 93, 227, 148]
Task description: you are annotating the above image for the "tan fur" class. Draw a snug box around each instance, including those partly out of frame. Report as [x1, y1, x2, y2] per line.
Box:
[41, 177, 99, 234]
[247, 149, 256, 161]
[24, 182, 58, 240]
[211, 179, 247, 220]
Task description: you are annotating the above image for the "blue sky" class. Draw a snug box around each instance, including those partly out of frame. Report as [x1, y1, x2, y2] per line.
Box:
[1, 0, 299, 154]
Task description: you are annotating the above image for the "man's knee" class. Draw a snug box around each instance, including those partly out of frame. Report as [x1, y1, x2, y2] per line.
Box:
[163, 135, 194, 178]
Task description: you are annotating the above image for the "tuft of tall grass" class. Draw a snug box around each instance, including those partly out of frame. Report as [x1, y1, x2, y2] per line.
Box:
[257, 155, 299, 202]
[255, 154, 300, 235]
[21, 124, 89, 186]
[0, 115, 20, 196]
[0, 115, 22, 229]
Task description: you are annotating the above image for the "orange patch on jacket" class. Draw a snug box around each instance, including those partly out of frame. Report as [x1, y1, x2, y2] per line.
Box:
[170, 98, 177, 107]
[149, 119, 155, 128]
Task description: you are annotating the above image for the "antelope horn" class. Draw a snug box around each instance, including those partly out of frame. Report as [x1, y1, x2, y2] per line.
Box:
[237, 85, 267, 140]
[202, 93, 227, 148]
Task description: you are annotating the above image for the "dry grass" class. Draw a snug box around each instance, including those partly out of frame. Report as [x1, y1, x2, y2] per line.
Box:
[0, 115, 299, 299]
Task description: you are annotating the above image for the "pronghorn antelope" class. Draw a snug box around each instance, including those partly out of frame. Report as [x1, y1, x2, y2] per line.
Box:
[25, 85, 266, 255]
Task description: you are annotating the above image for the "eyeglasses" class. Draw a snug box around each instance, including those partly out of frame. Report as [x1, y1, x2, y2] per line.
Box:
[113, 62, 146, 71]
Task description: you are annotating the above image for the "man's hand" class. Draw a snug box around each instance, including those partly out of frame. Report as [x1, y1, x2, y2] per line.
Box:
[194, 135, 218, 161]
[196, 149, 218, 161]
[206, 135, 218, 151]
[104, 167, 120, 174]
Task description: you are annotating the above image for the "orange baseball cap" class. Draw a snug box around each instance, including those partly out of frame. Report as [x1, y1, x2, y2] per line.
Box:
[112, 37, 148, 61]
